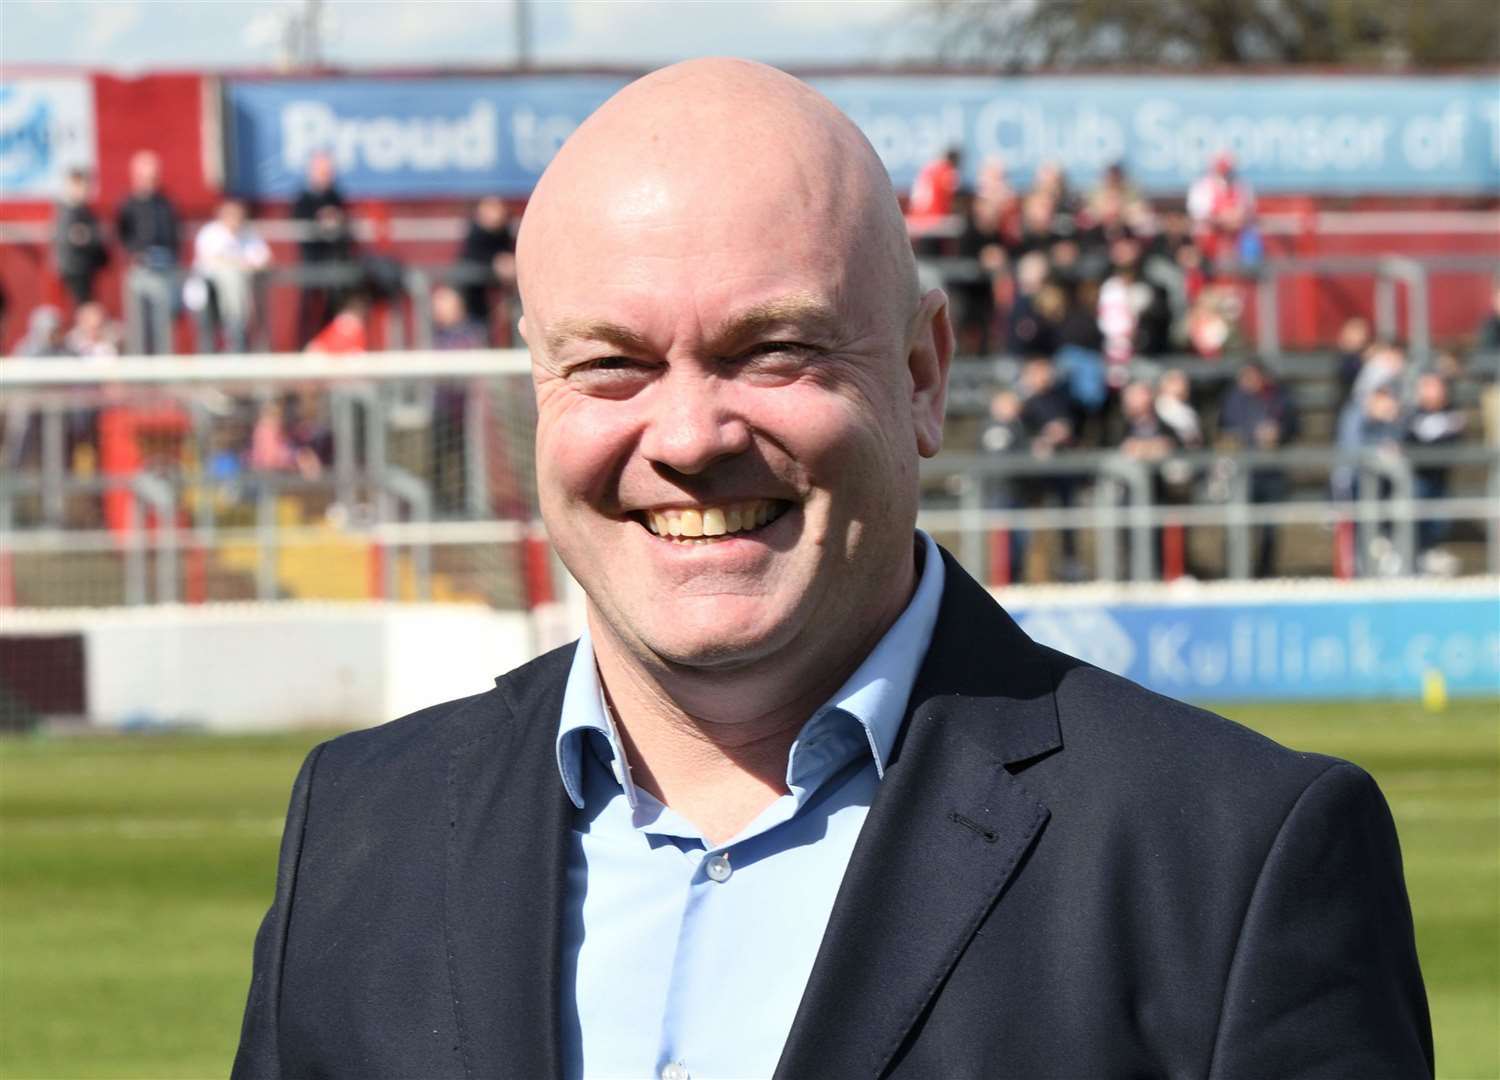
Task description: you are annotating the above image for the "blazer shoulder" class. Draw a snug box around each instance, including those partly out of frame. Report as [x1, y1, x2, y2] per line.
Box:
[1042, 645, 1345, 800]
[311, 639, 578, 776]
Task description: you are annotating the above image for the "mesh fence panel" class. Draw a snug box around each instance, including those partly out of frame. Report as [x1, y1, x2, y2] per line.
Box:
[1, 352, 542, 610]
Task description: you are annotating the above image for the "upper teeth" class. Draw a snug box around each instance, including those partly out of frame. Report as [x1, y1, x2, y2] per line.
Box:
[645, 500, 781, 539]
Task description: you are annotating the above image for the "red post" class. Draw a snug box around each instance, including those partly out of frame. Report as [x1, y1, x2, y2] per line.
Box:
[1333, 520, 1356, 580]
[1162, 522, 1186, 582]
[522, 534, 556, 607]
[988, 528, 1012, 587]
[367, 543, 386, 600]
[0, 551, 14, 607]
[184, 544, 206, 604]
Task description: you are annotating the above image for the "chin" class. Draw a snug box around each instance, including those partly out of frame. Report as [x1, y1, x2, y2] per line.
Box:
[631, 599, 804, 673]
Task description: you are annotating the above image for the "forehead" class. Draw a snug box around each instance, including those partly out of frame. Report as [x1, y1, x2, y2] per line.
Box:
[527, 171, 878, 350]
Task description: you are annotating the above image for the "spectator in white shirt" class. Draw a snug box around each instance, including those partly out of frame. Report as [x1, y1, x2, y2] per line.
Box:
[188, 199, 271, 352]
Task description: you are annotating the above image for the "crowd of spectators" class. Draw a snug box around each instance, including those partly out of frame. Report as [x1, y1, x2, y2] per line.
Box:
[919, 147, 1489, 579]
[2, 143, 1492, 577]
[908, 146, 1260, 371]
[24, 150, 523, 361]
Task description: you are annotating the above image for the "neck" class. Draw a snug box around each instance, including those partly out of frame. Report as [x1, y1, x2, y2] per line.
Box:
[589, 547, 918, 844]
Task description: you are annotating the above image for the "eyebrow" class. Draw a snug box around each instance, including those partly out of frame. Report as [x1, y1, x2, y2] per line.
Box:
[709, 295, 839, 347]
[542, 293, 839, 359]
[544, 318, 654, 359]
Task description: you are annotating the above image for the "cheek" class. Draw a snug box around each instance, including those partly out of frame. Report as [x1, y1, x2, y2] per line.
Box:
[536, 395, 639, 508]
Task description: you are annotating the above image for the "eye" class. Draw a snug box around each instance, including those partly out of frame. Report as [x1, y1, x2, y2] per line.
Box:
[727, 341, 821, 370]
[565, 356, 657, 397]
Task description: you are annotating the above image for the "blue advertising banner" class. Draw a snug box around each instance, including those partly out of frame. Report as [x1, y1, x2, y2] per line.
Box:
[224, 73, 1500, 200]
[1009, 591, 1500, 701]
[224, 76, 630, 199]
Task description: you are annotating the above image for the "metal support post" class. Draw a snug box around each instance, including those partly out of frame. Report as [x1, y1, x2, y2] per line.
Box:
[132, 474, 178, 604]
[1225, 465, 1252, 581]
[1255, 270, 1280, 360]
[464, 380, 491, 519]
[123, 493, 147, 606]
[1374, 274, 1397, 342]
[1385, 455, 1417, 574]
[958, 474, 984, 582]
[1093, 475, 1120, 583]
[255, 479, 279, 600]
[41, 404, 66, 526]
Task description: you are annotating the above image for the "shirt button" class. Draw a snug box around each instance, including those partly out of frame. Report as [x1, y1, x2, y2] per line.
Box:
[705, 853, 732, 883]
[661, 1062, 690, 1080]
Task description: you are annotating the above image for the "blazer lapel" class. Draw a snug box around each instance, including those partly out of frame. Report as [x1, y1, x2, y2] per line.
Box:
[775, 553, 1063, 1080]
[444, 647, 576, 1080]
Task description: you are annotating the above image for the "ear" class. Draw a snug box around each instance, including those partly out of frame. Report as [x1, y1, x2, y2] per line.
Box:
[907, 288, 953, 458]
[517, 314, 530, 346]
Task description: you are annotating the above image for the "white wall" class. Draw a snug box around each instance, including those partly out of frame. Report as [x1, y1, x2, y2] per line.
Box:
[4, 603, 536, 731]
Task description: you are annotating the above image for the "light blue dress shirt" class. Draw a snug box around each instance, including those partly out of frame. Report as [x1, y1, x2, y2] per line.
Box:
[554, 532, 945, 1080]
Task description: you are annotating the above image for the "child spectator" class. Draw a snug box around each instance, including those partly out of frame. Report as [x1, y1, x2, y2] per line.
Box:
[64, 302, 121, 358]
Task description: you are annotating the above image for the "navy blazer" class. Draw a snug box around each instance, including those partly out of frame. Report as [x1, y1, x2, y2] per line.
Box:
[233, 549, 1432, 1079]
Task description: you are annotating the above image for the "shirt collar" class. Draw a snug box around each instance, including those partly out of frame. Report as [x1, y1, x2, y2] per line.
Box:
[554, 530, 946, 810]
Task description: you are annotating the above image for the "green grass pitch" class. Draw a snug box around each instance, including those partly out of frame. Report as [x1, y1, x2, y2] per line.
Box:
[1, 699, 1496, 1078]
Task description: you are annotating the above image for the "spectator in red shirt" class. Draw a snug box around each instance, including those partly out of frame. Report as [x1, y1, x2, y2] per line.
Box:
[304, 293, 369, 355]
[907, 147, 962, 253]
[1187, 151, 1257, 273]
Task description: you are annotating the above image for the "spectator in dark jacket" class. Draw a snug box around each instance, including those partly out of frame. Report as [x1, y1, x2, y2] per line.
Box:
[54, 168, 108, 306]
[1219, 360, 1300, 577]
[1405, 371, 1467, 559]
[1334, 316, 1373, 411]
[114, 150, 180, 353]
[1477, 283, 1500, 351]
[1018, 357, 1084, 581]
[456, 196, 517, 330]
[292, 152, 356, 345]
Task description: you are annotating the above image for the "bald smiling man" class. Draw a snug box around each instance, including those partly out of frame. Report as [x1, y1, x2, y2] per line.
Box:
[233, 62, 1430, 1080]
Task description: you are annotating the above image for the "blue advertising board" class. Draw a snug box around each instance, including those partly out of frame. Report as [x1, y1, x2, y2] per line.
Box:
[224, 73, 1500, 199]
[1009, 591, 1500, 701]
[224, 76, 630, 199]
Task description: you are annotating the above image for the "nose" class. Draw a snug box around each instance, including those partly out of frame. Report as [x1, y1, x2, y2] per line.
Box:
[638, 369, 751, 476]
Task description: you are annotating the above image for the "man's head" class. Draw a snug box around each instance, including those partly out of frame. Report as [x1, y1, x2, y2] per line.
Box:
[1238, 359, 1270, 394]
[1159, 369, 1190, 404]
[1121, 380, 1154, 422]
[217, 199, 247, 230]
[307, 152, 336, 192]
[1337, 316, 1371, 355]
[1416, 371, 1449, 412]
[518, 59, 951, 678]
[73, 301, 107, 338]
[1020, 357, 1055, 396]
[63, 168, 90, 204]
[128, 151, 160, 196]
[431, 285, 466, 328]
[475, 195, 508, 231]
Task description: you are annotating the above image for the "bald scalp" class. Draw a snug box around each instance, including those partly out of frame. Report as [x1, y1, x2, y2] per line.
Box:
[516, 58, 918, 343]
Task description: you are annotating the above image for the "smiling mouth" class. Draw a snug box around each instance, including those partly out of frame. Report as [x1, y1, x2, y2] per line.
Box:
[639, 499, 791, 543]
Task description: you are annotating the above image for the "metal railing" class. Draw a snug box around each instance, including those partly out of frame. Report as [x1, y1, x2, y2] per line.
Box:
[1254, 254, 1500, 364]
[920, 444, 1500, 584]
[2, 351, 1496, 607]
